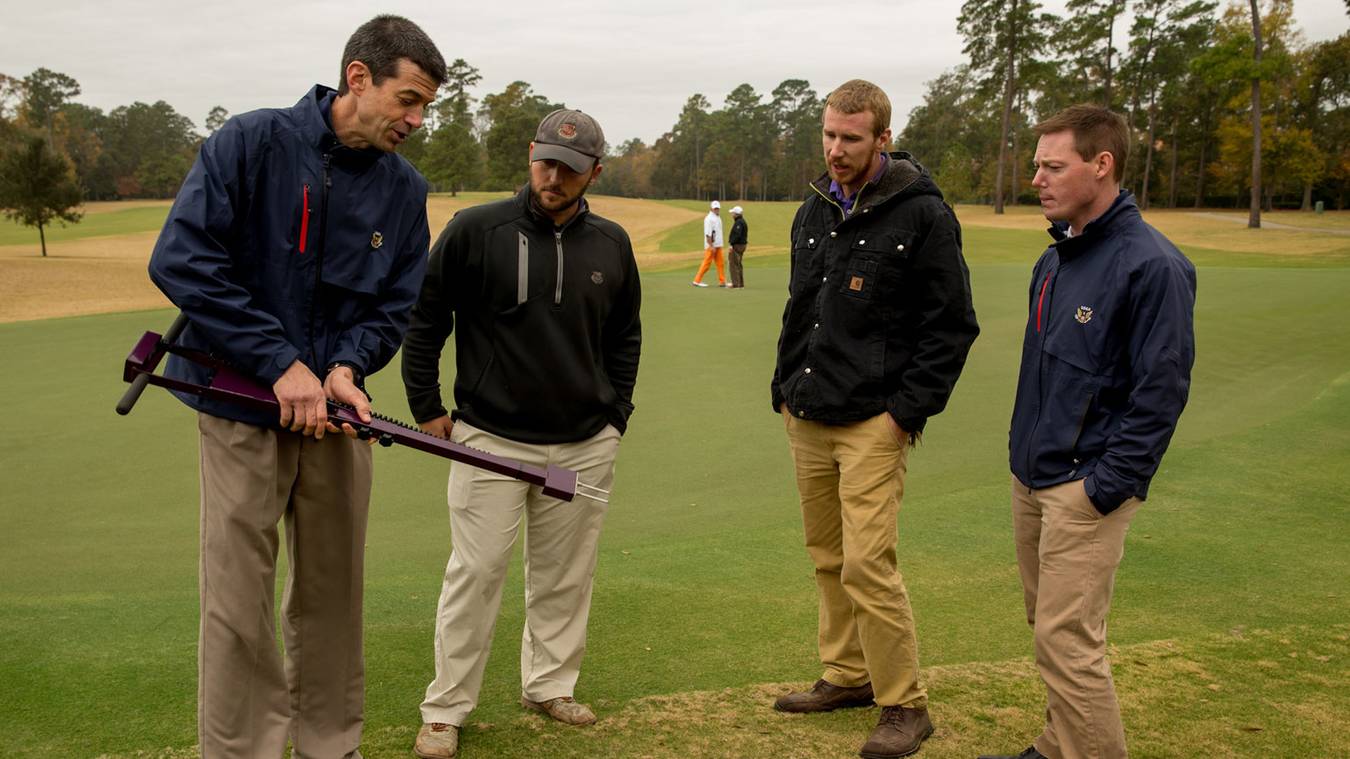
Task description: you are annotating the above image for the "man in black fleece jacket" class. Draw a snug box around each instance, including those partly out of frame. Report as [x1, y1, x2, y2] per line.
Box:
[401, 108, 640, 759]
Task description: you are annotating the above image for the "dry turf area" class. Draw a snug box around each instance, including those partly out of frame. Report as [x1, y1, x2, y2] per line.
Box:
[1, 195, 704, 324]
[91, 625, 1350, 758]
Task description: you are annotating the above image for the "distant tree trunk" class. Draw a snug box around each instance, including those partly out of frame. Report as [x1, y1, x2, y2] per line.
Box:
[1104, 0, 1121, 105]
[39, 222, 48, 258]
[1167, 119, 1179, 208]
[1194, 131, 1208, 207]
[1141, 97, 1157, 211]
[1301, 181, 1312, 211]
[1011, 113, 1021, 206]
[994, 0, 1019, 215]
[1248, 0, 1262, 229]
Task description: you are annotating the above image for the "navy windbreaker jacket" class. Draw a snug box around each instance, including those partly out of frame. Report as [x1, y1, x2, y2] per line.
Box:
[148, 86, 430, 427]
[1009, 191, 1196, 514]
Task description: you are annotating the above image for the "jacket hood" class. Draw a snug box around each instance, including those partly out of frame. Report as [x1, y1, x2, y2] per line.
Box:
[808, 151, 943, 214]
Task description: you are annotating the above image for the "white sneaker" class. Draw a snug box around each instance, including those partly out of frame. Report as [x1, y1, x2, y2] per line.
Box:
[692, 281, 709, 287]
[414, 723, 459, 758]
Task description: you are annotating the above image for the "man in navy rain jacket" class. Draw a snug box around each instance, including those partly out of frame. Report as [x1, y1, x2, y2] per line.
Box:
[147, 16, 444, 759]
[982, 105, 1196, 759]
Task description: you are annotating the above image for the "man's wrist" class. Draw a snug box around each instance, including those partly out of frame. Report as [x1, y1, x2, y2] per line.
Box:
[325, 361, 363, 386]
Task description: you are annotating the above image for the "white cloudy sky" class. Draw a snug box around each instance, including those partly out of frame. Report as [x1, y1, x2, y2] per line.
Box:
[3, 0, 1346, 146]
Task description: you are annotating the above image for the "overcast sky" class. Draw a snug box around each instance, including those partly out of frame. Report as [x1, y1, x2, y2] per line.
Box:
[3, 0, 1346, 147]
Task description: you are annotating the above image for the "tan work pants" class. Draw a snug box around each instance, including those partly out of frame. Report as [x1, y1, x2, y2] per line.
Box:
[784, 412, 926, 708]
[421, 421, 621, 726]
[197, 412, 372, 759]
[1012, 475, 1142, 759]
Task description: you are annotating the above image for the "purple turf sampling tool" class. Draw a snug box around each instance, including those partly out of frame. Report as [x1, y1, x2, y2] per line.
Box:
[116, 318, 607, 504]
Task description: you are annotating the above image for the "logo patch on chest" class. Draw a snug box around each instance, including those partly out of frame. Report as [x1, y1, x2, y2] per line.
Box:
[1075, 305, 1094, 324]
[591, 271, 605, 285]
[370, 231, 384, 250]
[849, 276, 865, 291]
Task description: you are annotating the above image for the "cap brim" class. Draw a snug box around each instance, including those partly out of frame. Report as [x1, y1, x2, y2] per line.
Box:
[532, 143, 596, 173]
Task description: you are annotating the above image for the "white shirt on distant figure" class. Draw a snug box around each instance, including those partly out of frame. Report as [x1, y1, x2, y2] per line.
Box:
[704, 212, 724, 248]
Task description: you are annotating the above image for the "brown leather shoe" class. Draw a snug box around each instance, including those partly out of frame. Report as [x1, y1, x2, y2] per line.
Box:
[858, 705, 933, 758]
[773, 678, 875, 713]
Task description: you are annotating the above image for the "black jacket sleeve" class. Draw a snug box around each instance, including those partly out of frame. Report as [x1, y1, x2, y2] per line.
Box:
[401, 217, 461, 423]
[602, 233, 642, 434]
[886, 203, 980, 433]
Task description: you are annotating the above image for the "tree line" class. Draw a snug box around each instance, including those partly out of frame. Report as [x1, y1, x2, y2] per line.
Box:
[2, 0, 1347, 256]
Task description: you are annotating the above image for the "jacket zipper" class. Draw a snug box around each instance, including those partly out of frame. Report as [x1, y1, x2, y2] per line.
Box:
[553, 230, 564, 305]
[1035, 271, 1052, 332]
[308, 153, 333, 364]
[299, 184, 311, 254]
[1026, 262, 1056, 479]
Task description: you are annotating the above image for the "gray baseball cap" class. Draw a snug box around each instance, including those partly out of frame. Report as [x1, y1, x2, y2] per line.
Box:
[532, 109, 605, 173]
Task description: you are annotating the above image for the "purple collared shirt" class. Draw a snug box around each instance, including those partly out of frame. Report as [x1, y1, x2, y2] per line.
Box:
[829, 152, 888, 216]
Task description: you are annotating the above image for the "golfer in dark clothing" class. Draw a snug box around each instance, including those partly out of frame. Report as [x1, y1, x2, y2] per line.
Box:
[728, 205, 748, 288]
[980, 105, 1195, 759]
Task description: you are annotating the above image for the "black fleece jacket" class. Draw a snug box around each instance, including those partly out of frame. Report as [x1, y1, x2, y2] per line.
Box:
[402, 187, 642, 444]
[772, 152, 979, 434]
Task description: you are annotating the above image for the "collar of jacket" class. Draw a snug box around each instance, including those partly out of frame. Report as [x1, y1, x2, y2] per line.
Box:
[807, 151, 928, 218]
[1047, 189, 1139, 258]
[296, 84, 382, 169]
[514, 183, 591, 232]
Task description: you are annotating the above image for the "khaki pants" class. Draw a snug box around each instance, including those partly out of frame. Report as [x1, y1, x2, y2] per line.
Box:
[784, 412, 926, 708]
[421, 421, 621, 726]
[197, 412, 372, 759]
[1012, 475, 1142, 759]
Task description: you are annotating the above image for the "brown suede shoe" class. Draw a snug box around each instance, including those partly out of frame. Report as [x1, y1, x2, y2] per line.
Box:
[858, 705, 933, 758]
[773, 678, 875, 713]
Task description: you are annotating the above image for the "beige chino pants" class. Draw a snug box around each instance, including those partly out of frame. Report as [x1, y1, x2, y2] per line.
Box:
[1012, 475, 1142, 759]
[420, 421, 621, 726]
[197, 412, 372, 759]
[784, 412, 927, 708]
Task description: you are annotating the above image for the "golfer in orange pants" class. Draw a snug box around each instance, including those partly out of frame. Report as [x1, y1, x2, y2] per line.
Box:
[692, 199, 727, 287]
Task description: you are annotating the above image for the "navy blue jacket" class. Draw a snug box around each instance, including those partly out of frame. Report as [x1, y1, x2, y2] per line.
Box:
[148, 86, 430, 426]
[1009, 191, 1196, 514]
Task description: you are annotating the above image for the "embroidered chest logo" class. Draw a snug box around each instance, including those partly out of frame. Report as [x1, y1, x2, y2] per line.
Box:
[1075, 306, 1094, 324]
[591, 271, 605, 285]
[849, 276, 865, 291]
[370, 231, 384, 250]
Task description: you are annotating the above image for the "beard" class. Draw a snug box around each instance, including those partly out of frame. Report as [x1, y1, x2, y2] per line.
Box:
[530, 180, 588, 218]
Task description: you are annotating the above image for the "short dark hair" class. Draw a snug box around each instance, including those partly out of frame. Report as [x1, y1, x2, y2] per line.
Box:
[1034, 105, 1129, 183]
[338, 15, 446, 95]
[825, 79, 891, 138]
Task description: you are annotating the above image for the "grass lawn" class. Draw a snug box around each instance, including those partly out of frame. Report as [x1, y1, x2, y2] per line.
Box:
[1, 217, 1348, 757]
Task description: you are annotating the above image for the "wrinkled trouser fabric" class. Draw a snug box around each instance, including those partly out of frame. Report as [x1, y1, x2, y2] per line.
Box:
[197, 412, 371, 759]
[1012, 474, 1141, 759]
[694, 246, 725, 285]
[421, 421, 621, 726]
[785, 412, 926, 708]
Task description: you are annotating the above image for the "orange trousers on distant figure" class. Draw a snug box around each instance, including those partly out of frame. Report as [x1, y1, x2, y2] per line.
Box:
[694, 246, 725, 285]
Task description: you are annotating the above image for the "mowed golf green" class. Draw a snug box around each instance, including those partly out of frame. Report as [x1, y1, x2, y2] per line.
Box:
[1, 205, 1348, 758]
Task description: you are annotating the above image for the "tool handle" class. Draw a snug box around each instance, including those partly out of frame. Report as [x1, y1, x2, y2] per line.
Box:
[116, 313, 189, 415]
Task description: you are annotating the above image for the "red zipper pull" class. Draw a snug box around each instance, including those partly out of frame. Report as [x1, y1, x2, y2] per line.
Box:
[299, 184, 311, 254]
